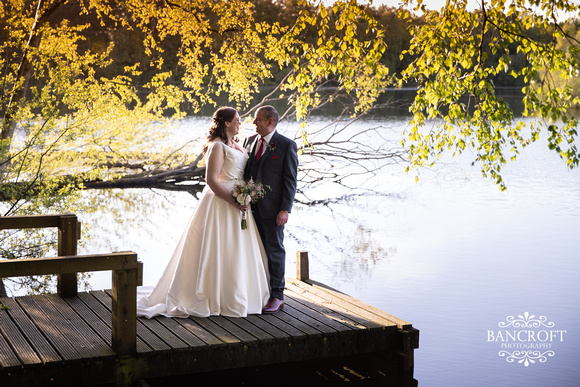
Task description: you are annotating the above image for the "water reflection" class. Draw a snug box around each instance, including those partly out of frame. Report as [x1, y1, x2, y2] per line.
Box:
[69, 114, 580, 387]
[290, 201, 395, 287]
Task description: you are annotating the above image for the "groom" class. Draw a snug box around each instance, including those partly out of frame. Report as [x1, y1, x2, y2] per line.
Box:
[244, 105, 298, 314]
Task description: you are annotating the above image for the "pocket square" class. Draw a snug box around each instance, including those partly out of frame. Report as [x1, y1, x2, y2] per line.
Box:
[271, 155, 279, 160]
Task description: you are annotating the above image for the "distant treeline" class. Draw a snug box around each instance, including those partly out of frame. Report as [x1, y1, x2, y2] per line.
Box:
[25, 1, 580, 96]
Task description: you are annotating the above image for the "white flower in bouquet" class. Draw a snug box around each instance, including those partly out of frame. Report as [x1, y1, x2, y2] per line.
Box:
[233, 178, 269, 229]
[237, 195, 251, 205]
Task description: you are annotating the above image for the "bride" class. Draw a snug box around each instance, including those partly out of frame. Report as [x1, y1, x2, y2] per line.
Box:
[137, 107, 270, 318]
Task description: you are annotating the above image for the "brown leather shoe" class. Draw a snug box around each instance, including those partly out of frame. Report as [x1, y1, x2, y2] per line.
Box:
[262, 297, 284, 314]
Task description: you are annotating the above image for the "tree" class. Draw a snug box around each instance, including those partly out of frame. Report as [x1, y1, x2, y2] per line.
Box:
[399, 0, 580, 189]
[552, 19, 580, 100]
[0, 0, 398, 199]
[0, 0, 394, 293]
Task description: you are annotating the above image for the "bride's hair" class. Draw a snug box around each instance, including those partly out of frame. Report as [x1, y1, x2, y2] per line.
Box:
[203, 107, 238, 154]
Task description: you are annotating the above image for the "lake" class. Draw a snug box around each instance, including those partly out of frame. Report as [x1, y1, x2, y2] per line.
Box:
[78, 114, 580, 387]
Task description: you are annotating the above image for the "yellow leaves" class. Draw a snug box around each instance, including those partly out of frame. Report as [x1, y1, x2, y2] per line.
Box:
[210, 34, 271, 106]
[123, 64, 142, 77]
[0, 0, 393, 187]
[320, 5, 328, 20]
[277, 0, 390, 119]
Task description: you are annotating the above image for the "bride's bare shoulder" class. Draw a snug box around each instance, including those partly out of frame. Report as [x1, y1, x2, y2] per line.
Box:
[206, 139, 225, 149]
[204, 141, 226, 158]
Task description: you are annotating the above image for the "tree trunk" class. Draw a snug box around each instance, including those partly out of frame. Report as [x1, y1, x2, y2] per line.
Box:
[0, 157, 206, 200]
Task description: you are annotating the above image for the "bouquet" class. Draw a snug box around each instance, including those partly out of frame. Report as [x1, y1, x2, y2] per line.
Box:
[233, 178, 267, 229]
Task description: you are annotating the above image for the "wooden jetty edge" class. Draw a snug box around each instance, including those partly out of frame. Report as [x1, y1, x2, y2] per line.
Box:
[0, 215, 419, 386]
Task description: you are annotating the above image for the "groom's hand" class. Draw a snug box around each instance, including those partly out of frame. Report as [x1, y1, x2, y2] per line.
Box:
[276, 210, 289, 226]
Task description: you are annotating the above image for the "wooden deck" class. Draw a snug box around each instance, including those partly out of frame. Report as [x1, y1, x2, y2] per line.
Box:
[0, 278, 418, 386]
[0, 215, 418, 386]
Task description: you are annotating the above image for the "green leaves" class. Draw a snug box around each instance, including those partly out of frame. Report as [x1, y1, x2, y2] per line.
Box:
[399, 0, 580, 189]
[277, 1, 391, 121]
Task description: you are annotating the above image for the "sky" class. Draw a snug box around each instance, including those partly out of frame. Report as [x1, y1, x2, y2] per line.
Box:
[323, 0, 480, 11]
[322, 0, 579, 19]
[368, 0, 580, 19]
[366, 0, 468, 9]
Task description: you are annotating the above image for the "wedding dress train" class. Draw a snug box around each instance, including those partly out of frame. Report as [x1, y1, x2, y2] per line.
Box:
[137, 142, 270, 318]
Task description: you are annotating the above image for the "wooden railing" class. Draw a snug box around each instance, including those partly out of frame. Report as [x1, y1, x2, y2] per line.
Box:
[0, 214, 81, 297]
[296, 250, 309, 281]
[0, 214, 141, 355]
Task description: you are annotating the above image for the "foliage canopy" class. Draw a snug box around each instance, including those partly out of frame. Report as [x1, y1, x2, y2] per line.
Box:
[2, 0, 579, 201]
[0, 0, 391, 206]
[399, 0, 580, 189]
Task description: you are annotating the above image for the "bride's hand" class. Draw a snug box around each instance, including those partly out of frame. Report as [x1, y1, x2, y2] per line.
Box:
[231, 198, 248, 211]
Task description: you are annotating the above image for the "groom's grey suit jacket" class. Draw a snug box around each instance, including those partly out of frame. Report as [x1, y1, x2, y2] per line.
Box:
[243, 131, 298, 219]
[244, 130, 298, 300]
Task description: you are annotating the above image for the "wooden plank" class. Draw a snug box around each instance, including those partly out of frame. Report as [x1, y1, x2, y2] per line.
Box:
[138, 317, 189, 349]
[152, 316, 207, 347]
[43, 294, 114, 357]
[0, 252, 139, 278]
[304, 279, 412, 328]
[16, 296, 82, 361]
[243, 314, 290, 340]
[0, 297, 61, 363]
[208, 316, 260, 342]
[136, 318, 173, 351]
[283, 294, 357, 332]
[267, 308, 324, 336]
[285, 283, 379, 330]
[279, 300, 339, 334]
[189, 316, 241, 344]
[64, 295, 112, 346]
[289, 279, 409, 328]
[0, 324, 21, 367]
[253, 313, 307, 337]
[224, 316, 275, 341]
[0, 214, 65, 230]
[0, 300, 42, 365]
[77, 292, 150, 353]
[174, 317, 223, 346]
[37, 295, 112, 359]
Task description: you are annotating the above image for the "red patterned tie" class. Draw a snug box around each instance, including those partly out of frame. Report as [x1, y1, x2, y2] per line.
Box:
[255, 138, 264, 161]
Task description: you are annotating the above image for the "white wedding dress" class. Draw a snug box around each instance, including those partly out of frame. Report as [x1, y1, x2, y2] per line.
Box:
[136, 142, 270, 318]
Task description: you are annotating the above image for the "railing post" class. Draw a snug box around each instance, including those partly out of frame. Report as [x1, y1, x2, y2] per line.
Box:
[111, 254, 138, 356]
[57, 214, 80, 297]
[296, 250, 309, 281]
